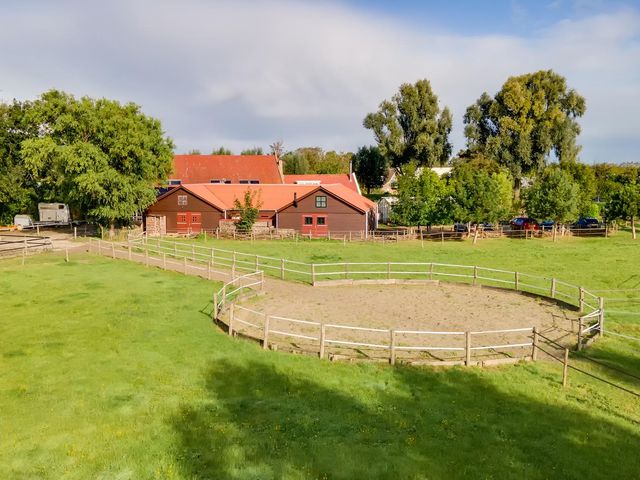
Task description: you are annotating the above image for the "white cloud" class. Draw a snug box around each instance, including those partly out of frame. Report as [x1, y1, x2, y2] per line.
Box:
[0, 0, 638, 162]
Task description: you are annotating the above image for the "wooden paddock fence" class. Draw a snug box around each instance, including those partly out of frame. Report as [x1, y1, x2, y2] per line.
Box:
[0, 234, 53, 258]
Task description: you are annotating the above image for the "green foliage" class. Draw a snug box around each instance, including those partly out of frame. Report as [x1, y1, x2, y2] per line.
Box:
[282, 152, 309, 174]
[392, 163, 451, 226]
[561, 162, 597, 217]
[605, 182, 639, 238]
[523, 167, 579, 222]
[211, 146, 233, 155]
[464, 70, 586, 188]
[15, 90, 174, 228]
[186, 149, 201, 155]
[233, 189, 261, 231]
[240, 147, 264, 155]
[364, 79, 452, 172]
[352, 145, 388, 194]
[449, 163, 513, 224]
[282, 147, 351, 175]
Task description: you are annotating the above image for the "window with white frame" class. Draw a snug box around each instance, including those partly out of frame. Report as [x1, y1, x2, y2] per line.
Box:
[315, 195, 327, 208]
[177, 195, 188, 206]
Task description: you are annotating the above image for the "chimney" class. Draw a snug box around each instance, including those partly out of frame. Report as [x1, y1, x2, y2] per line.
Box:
[275, 152, 284, 181]
[293, 192, 298, 208]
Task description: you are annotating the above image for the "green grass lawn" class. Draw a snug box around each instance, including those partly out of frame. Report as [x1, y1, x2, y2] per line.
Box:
[2, 247, 640, 479]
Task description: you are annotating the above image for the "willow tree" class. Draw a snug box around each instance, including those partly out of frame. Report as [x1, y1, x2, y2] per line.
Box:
[363, 79, 452, 173]
[19, 90, 174, 233]
[464, 70, 586, 196]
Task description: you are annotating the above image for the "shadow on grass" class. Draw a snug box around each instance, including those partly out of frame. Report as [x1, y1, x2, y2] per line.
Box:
[170, 360, 640, 479]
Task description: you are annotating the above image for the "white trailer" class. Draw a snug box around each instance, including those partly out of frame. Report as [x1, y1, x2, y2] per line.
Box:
[37, 203, 72, 225]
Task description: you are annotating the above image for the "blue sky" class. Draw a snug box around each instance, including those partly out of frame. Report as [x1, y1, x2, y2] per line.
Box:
[1, 0, 639, 163]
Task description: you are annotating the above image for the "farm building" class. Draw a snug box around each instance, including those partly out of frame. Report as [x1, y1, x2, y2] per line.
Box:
[378, 196, 399, 223]
[168, 154, 284, 185]
[145, 183, 377, 236]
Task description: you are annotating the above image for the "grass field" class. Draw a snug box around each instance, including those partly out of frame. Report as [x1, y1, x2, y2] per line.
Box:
[2, 240, 640, 479]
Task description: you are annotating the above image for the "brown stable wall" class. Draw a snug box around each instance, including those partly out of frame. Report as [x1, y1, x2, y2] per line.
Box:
[277, 191, 367, 231]
[146, 188, 223, 232]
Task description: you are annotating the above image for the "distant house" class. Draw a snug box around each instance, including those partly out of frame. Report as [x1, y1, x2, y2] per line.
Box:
[284, 173, 361, 194]
[378, 197, 399, 224]
[168, 154, 284, 185]
[145, 183, 377, 236]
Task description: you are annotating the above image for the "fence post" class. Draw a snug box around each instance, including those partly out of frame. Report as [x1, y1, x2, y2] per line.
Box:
[98, 239, 102, 255]
[204, 230, 207, 242]
[213, 291, 218, 319]
[387, 262, 391, 280]
[429, 262, 434, 281]
[577, 317, 583, 351]
[263, 314, 270, 350]
[216, 227, 220, 240]
[465, 332, 472, 366]
[207, 260, 212, 280]
[281, 258, 285, 280]
[73, 226, 77, 239]
[311, 263, 316, 285]
[211, 247, 215, 267]
[441, 231, 444, 243]
[111, 243, 115, 259]
[389, 329, 396, 365]
[319, 323, 326, 359]
[344, 262, 349, 280]
[550, 278, 557, 299]
[183, 256, 187, 275]
[128, 242, 132, 261]
[531, 327, 538, 361]
[145, 249, 149, 267]
[260, 271, 265, 291]
[562, 348, 569, 387]
[514, 271, 519, 291]
[36, 224, 40, 236]
[65, 248, 69, 263]
[599, 297, 605, 337]
[255, 254, 259, 271]
[228, 303, 234, 336]
[232, 252, 237, 278]
[163, 253, 167, 270]
[191, 245, 195, 262]
[473, 266, 478, 286]
[579, 287, 585, 314]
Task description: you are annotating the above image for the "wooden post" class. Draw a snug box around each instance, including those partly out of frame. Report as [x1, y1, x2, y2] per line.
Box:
[344, 262, 349, 280]
[128, 242, 132, 261]
[207, 261, 211, 280]
[473, 266, 478, 286]
[232, 252, 237, 278]
[65, 248, 69, 262]
[465, 332, 472, 366]
[211, 247, 215, 267]
[550, 278, 557, 299]
[260, 271, 265, 291]
[22, 247, 26, 266]
[216, 227, 220, 240]
[311, 263, 316, 284]
[599, 297, 605, 337]
[204, 230, 207, 242]
[98, 239, 102, 255]
[387, 262, 391, 280]
[73, 226, 77, 239]
[280, 258, 285, 280]
[531, 327, 539, 361]
[441, 231, 444, 243]
[183, 256, 187, 275]
[191, 245, 195, 262]
[389, 329, 396, 365]
[163, 253, 167, 270]
[228, 303, 234, 336]
[562, 348, 569, 387]
[263, 314, 270, 350]
[319, 324, 326, 359]
[514, 271, 519, 291]
[577, 317, 583, 351]
[36, 224, 40, 235]
[429, 262, 434, 281]
[349, 231, 352, 242]
[111, 243, 115, 259]
[213, 291, 218, 319]
[255, 254, 259, 271]
[174, 243, 177, 257]
[579, 287, 585, 314]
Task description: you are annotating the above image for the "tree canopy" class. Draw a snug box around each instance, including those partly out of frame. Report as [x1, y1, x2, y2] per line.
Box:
[364, 79, 452, 173]
[463, 70, 586, 192]
[352, 146, 388, 194]
[233, 189, 262, 231]
[211, 146, 233, 155]
[0, 90, 174, 228]
[605, 182, 639, 239]
[282, 147, 351, 175]
[240, 147, 264, 155]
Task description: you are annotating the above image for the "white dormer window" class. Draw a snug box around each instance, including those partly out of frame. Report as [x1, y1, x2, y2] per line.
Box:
[168, 179, 181, 185]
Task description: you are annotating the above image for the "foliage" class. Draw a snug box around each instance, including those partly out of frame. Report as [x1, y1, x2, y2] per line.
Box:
[352, 145, 388, 194]
[283, 152, 309, 174]
[233, 189, 262, 231]
[240, 147, 264, 155]
[523, 167, 579, 224]
[463, 70, 586, 190]
[282, 147, 351, 175]
[13, 90, 174, 229]
[186, 149, 201, 155]
[605, 182, 639, 239]
[211, 146, 233, 155]
[364, 79, 452, 172]
[560, 161, 597, 217]
[449, 163, 513, 225]
[391, 163, 451, 226]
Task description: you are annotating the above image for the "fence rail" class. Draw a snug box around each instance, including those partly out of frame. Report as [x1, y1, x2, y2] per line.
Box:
[0, 234, 53, 256]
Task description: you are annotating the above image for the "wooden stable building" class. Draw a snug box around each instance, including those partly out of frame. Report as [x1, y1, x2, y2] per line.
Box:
[145, 183, 377, 236]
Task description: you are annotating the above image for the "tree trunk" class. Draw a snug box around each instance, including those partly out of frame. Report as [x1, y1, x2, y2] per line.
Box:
[473, 226, 479, 245]
[552, 224, 557, 242]
[633, 216, 637, 240]
[513, 177, 522, 202]
[109, 222, 115, 239]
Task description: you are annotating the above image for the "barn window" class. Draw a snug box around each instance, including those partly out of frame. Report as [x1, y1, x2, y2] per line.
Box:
[210, 179, 221, 183]
[315, 195, 327, 208]
[240, 179, 260, 184]
[304, 216, 313, 225]
[177, 195, 188, 206]
[317, 216, 326, 225]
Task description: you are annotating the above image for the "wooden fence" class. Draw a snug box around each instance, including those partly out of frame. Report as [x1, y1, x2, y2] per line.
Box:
[0, 234, 53, 257]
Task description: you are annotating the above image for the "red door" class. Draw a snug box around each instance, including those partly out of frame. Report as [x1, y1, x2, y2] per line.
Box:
[300, 214, 328, 237]
[176, 212, 202, 234]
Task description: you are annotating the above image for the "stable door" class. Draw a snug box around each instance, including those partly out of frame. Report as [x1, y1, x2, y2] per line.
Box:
[176, 212, 202, 234]
[300, 214, 328, 237]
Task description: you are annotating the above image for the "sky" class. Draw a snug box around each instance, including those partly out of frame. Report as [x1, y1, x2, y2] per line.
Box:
[1, 0, 639, 163]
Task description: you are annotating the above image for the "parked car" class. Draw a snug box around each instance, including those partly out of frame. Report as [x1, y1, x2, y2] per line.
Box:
[453, 223, 468, 233]
[510, 217, 539, 230]
[539, 220, 555, 231]
[572, 217, 602, 229]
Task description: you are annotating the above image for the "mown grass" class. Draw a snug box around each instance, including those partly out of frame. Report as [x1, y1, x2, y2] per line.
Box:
[2, 248, 640, 479]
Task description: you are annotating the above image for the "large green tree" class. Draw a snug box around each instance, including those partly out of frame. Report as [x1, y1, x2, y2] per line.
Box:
[449, 163, 513, 244]
[363, 79, 452, 173]
[240, 147, 264, 155]
[523, 167, 580, 240]
[463, 70, 586, 195]
[18, 90, 174, 232]
[605, 182, 640, 239]
[352, 146, 388, 194]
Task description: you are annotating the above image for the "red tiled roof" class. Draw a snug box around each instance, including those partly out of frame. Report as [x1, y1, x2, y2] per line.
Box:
[174, 183, 375, 213]
[171, 155, 283, 184]
[284, 174, 360, 193]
